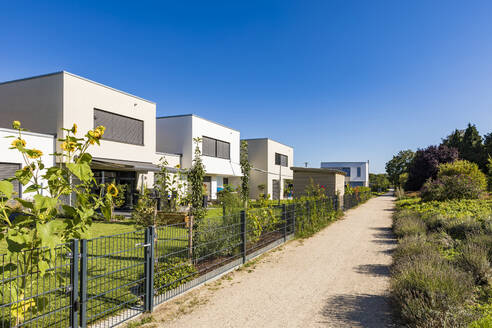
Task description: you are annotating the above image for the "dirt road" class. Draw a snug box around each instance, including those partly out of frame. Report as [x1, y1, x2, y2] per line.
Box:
[144, 195, 396, 328]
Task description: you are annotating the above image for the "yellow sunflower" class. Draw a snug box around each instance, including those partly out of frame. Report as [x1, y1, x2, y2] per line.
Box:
[11, 138, 26, 148]
[107, 184, 118, 197]
[71, 123, 78, 134]
[12, 121, 21, 129]
[28, 149, 43, 159]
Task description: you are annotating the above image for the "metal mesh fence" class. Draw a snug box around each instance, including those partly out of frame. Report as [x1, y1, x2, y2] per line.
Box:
[0, 194, 370, 328]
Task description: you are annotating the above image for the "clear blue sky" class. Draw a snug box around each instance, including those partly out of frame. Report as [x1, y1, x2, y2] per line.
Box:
[1, 1, 491, 173]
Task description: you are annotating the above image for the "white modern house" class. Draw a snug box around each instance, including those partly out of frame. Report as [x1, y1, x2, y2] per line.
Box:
[156, 114, 242, 200]
[0, 128, 56, 199]
[320, 161, 369, 187]
[243, 138, 294, 200]
[0, 71, 179, 208]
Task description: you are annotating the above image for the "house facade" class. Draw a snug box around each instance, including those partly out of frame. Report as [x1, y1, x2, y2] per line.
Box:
[156, 114, 242, 200]
[0, 128, 56, 199]
[243, 138, 294, 200]
[320, 161, 369, 187]
[0, 71, 175, 208]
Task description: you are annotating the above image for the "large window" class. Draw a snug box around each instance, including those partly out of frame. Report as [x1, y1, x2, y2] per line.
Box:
[357, 167, 361, 177]
[94, 109, 144, 145]
[202, 136, 230, 159]
[332, 167, 351, 177]
[275, 153, 288, 167]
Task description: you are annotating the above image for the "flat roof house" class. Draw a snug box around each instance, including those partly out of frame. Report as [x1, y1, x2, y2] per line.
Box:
[0, 71, 171, 208]
[320, 161, 369, 187]
[243, 138, 294, 200]
[156, 114, 242, 200]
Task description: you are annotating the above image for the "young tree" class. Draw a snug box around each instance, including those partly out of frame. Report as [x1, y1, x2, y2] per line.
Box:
[188, 138, 206, 219]
[405, 144, 458, 191]
[239, 140, 250, 206]
[385, 150, 415, 187]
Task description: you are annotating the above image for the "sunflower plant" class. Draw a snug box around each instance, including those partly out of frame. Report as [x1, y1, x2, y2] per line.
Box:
[0, 121, 111, 325]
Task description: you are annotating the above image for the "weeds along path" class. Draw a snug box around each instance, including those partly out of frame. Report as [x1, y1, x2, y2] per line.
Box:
[140, 195, 397, 328]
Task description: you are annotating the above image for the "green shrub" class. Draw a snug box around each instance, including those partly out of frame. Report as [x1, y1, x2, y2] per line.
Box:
[438, 160, 488, 191]
[391, 254, 475, 327]
[393, 215, 426, 238]
[392, 235, 439, 268]
[154, 257, 197, 294]
[446, 217, 484, 240]
[457, 241, 491, 285]
[421, 160, 487, 202]
[192, 216, 240, 260]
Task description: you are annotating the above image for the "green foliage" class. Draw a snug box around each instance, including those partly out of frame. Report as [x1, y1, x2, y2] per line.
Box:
[369, 173, 390, 192]
[392, 198, 492, 327]
[132, 187, 156, 227]
[240, 140, 251, 205]
[217, 185, 242, 216]
[393, 213, 427, 238]
[385, 149, 415, 186]
[0, 121, 109, 325]
[442, 123, 487, 171]
[246, 200, 280, 243]
[188, 138, 206, 220]
[154, 157, 187, 212]
[154, 258, 197, 294]
[391, 253, 476, 327]
[438, 160, 487, 190]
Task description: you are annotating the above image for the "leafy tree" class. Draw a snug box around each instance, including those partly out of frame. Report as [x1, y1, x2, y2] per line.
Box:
[385, 150, 415, 186]
[240, 140, 250, 206]
[188, 138, 206, 219]
[369, 173, 390, 192]
[405, 144, 458, 191]
[484, 133, 492, 158]
[442, 123, 486, 170]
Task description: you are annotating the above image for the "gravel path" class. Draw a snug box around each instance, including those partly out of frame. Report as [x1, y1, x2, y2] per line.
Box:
[146, 195, 396, 328]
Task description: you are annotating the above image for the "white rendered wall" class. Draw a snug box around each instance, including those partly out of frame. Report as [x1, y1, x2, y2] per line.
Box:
[0, 128, 55, 199]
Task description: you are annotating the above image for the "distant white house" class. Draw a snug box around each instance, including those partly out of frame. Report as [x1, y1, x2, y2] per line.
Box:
[320, 161, 369, 187]
[156, 114, 242, 200]
[0, 128, 55, 199]
[242, 138, 294, 200]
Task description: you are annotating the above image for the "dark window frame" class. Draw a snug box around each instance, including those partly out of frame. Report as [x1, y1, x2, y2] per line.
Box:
[0, 162, 22, 198]
[357, 167, 361, 177]
[202, 136, 231, 160]
[275, 153, 288, 167]
[93, 108, 145, 146]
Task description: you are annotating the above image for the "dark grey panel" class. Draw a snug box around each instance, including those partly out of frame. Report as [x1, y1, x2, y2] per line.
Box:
[202, 137, 216, 157]
[0, 163, 21, 196]
[275, 153, 288, 167]
[216, 140, 230, 159]
[94, 109, 144, 145]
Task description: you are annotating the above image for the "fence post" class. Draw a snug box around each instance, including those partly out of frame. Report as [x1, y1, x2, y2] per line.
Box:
[291, 203, 296, 236]
[188, 216, 194, 260]
[70, 239, 79, 328]
[80, 239, 88, 328]
[282, 204, 287, 242]
[144, 226, 155, 312]
[240, 210, 246, 263]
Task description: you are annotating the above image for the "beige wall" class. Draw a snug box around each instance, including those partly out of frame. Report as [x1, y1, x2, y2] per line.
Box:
[293, 170, 345, 199]
[0, 73, 63, 135]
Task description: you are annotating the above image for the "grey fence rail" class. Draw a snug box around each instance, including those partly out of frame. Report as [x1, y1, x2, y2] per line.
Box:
[0, 194, 371, 328]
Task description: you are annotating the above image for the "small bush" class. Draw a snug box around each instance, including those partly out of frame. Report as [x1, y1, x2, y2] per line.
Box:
[192, 216, 240, 260]
[457, 241, 492, 285]
[391, 254, 475, 327]
[392, 235, 439, 268]
[154, 257, 197, 294]
[438, 160, 488, 191]
[421, 160, 487, 202]
[393, 212, 426, 238]
[446, 217, 484, 240]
